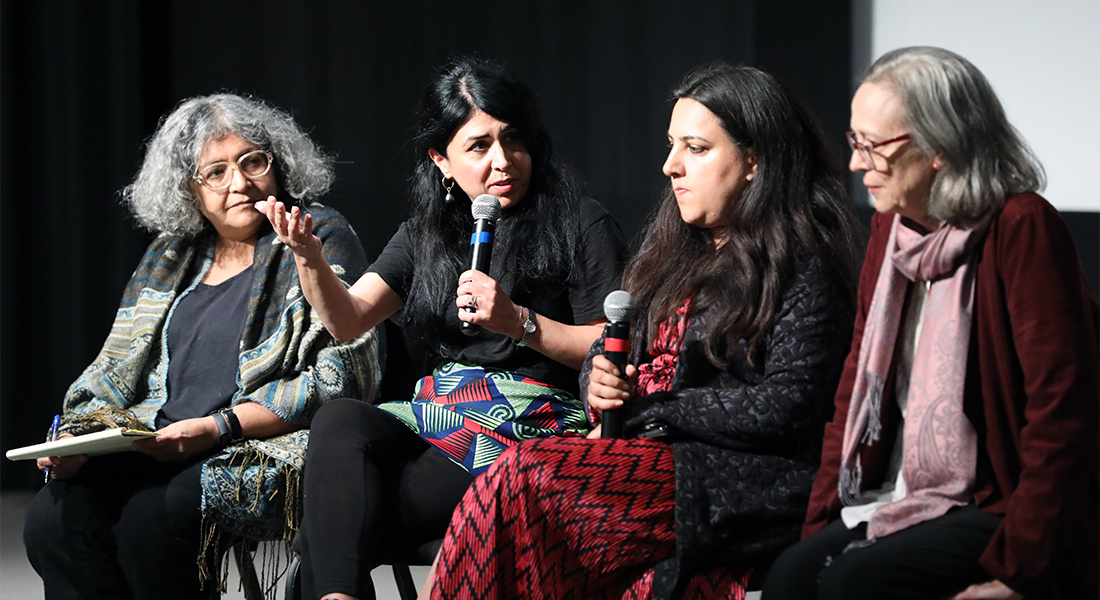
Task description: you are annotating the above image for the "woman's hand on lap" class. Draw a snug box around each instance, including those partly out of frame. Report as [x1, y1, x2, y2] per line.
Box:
[256, 197, 323, 262]
[585, 424, 604, 439]
[36, 434, 88, 480]
[952, 580, 1023, 600]
[132, 417, 219, 462]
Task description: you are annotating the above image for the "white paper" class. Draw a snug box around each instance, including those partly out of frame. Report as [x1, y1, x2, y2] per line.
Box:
[5, 428, 158, 460]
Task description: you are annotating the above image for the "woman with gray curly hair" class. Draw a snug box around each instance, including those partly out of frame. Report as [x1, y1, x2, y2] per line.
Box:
[23, 93, 381, 599]
[764, 47, 1097, 600]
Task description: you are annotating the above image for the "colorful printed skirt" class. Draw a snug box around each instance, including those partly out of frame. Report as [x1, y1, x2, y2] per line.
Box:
[378, 362, 590, 476]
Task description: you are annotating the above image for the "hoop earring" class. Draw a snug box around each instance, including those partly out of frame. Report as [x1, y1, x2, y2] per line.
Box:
[442, 177, 455, 203]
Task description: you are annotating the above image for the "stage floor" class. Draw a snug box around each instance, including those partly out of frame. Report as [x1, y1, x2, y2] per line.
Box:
[0, 490, 429, 600]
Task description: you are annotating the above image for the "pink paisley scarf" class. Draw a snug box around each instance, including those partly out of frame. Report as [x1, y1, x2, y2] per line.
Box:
[839, 213, 991, 540]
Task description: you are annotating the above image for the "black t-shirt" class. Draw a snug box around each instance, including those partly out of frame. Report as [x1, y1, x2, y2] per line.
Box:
[368, 198, 626, 394]
[156, 267, 252, 428]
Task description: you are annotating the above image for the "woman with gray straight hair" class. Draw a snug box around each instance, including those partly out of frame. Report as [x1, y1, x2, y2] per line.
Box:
[23, 93, 381, 599]
[764, 47, 1098, 600]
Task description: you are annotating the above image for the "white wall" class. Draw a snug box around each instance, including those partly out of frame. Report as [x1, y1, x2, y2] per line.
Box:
[867, 0, 1099, 212]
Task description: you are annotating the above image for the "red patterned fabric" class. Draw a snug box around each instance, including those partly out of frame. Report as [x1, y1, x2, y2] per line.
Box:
[431, 438, 751, 599]
[432, 298, 750, 599]
[635, 299, 691, 396]
[622, 566, 750, 600]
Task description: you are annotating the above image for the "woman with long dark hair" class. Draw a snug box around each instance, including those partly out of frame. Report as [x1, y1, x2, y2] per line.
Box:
[260, 57, 626, 600]
[425, 62, 862, 600]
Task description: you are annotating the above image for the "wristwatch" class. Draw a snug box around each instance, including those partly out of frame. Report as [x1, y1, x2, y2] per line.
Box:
[515, 307, 537, 348]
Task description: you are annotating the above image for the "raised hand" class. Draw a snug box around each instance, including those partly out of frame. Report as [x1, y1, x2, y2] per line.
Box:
[255, 197, 323, 261]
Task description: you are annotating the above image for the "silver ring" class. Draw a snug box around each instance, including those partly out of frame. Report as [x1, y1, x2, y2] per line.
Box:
[469, 295, 479, 310]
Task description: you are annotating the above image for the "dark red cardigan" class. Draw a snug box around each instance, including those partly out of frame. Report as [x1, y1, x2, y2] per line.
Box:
[803, 193, 1099, 596]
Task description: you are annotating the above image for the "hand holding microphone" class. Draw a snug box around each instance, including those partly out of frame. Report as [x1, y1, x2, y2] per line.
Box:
[460, 195, 502, 336]
[597, 290, 636, 439]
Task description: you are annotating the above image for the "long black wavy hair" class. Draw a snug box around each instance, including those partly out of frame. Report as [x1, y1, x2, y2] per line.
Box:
[625, 63, 862, 367]
[402, 57, 585, 344]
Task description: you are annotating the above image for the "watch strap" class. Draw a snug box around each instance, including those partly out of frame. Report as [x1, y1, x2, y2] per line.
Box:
[213, 412, 233, 449]
[221, 408, 244, 441]
[213, 409, 244, 449]
[515, 307, 536, 348]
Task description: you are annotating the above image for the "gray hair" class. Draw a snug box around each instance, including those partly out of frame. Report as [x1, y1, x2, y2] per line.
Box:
[863, 46, 1045, 224]
[122, 93, 334, 237]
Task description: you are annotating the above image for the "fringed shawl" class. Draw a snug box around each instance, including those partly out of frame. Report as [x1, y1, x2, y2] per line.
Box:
[60, 204, 381, 597]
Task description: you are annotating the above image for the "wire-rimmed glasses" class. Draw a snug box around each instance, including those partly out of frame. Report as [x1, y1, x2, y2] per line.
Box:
[193, 149, 273, 191]
[845, 131, 911, 168]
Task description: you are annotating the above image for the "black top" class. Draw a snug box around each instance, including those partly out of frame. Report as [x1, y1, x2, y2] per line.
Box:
[369, 198, 626, 394]
[156, 266, 252, 428]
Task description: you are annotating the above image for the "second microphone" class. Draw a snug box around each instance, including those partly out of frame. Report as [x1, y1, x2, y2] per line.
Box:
[461, 194, 502, 336]
[600, 289, 636, 438]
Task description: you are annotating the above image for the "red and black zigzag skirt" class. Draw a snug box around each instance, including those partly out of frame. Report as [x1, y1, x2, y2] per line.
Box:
[431, 437, 750, 599]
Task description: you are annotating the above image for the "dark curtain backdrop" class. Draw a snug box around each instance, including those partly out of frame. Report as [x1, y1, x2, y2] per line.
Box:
[0, 0, 857, 489]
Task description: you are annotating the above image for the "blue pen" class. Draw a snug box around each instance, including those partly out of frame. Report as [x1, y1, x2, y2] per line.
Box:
[44, 414, 60, 484]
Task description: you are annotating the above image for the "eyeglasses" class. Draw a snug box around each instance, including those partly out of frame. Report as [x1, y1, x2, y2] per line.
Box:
[193, 149, 273, 191]
[845, 131, 911, 167]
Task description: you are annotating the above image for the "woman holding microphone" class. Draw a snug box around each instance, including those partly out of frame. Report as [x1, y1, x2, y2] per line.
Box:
[261, 57, 626, 600]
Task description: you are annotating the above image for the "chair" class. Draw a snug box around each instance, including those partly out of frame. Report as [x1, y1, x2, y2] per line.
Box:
[389, 539, 443, 600]
[283, 535, 442, 600]
[233, 543, 264, 600]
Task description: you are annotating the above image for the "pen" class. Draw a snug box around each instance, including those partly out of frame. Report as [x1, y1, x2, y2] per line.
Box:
[44, 414, 60, 484]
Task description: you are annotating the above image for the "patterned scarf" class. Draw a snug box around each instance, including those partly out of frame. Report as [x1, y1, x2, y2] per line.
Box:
[59, 206, 381, 596]
[839, 213, 991, 539]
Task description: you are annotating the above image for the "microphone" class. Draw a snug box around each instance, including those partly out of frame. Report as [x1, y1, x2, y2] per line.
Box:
[600, 290, 636, 439]
[461, 194, 502, 336]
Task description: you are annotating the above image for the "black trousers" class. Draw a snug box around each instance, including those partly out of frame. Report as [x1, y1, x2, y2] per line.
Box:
[299, 399, 473, 600]
[23, 452, 218, 600]
[762, 505, 1003, 600]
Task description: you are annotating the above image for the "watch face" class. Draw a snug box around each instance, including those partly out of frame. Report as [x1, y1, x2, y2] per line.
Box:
[524, 320, 536, 333]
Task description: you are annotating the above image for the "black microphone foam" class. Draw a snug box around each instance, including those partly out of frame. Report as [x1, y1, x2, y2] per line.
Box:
[461, 195, 502, 336]
[600, 290, 636, 439]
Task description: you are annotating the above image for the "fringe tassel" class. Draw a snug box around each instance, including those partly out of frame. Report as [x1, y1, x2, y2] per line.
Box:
[62, 406, 150, 435]
[197, 444, 304, 600]
[839, 459, 863, 506]
[858, 372, 884, 446]
[198, 518, 231, 594]
[198, 522, 295, 600]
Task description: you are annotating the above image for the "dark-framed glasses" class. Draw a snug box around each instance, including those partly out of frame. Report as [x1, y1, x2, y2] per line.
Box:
[193, 149, 273, 191]
[845, 131, 911, 167]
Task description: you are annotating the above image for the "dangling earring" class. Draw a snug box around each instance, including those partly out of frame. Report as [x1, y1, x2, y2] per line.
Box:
[442, 177, 455, 203]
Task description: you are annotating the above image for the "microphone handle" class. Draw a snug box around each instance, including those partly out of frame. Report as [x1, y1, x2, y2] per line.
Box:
[600, 321, 630, 439]
[461, 219, 495, 336]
